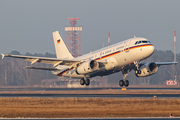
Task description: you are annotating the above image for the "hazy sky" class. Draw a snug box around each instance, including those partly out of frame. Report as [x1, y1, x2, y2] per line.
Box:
[0, 0, 180, 55]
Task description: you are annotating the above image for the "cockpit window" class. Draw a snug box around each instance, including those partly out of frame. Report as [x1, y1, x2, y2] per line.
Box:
[135, 40, 150, 45]
[142, 41, 148, 43]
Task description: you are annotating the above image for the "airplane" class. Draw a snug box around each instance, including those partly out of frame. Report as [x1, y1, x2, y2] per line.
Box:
[1, 31, 177, 87]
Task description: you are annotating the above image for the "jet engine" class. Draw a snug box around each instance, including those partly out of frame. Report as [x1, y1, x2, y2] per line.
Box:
[135, 62, 158, 77]
[76, 60, 99, 75]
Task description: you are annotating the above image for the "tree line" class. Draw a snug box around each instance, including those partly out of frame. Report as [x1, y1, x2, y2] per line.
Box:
[0, 51, 57, 86]
[0, 50, 179, 86]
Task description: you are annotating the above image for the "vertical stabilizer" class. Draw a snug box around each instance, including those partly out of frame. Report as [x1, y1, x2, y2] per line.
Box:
[52, 31, 74, 59]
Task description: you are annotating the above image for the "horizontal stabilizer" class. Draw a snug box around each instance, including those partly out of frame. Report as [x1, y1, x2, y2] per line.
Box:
[1, 53, 5, 59]
[25, 66, 59, 71]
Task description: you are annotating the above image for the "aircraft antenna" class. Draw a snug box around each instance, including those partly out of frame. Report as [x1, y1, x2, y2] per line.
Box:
[108, 32, 110, 46]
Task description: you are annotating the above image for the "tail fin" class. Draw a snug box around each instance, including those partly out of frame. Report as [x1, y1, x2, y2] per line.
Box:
[52, 31, 74, 59]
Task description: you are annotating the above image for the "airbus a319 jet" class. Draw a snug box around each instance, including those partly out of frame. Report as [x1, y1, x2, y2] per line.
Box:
[1, 31, 177, 87]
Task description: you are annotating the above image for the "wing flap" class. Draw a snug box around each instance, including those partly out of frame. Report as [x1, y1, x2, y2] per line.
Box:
[25, 66, 59, 71]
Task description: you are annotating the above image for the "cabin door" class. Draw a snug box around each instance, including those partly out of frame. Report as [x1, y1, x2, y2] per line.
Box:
[124, 40, 131, 52]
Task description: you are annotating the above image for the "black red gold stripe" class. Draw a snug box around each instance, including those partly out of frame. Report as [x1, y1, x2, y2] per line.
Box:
[58, 67, 74, 76]
[96, 44, 153, 60]
[129, 44, 153, 50]
[96, 51, 121, 60]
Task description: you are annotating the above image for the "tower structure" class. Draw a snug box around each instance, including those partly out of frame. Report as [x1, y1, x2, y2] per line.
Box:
[174, 30, 177, 81]
[65, 18, 82, 57]
[174, 30, 176, 62]
[108, 32, 110, 46]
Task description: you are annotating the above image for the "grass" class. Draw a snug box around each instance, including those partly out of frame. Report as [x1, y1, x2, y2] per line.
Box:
[0, 98, 179, 118]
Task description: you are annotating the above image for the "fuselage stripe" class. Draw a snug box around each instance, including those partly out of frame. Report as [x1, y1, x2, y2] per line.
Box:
[58, 67, 74, 76]
[96, 51, 121, 60]
[129, 44, 153, 50]
[96, 44, 153, 61]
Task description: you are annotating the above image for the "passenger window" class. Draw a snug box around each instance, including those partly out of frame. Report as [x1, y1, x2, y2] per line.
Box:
[138, 41, 142, 44]
[142, 41, 147, 43]
[148, 41, 151, 43]
[135, 41, 138, 45]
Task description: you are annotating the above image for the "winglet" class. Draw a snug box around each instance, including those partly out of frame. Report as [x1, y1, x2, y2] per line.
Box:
[1, 53, 5, 59]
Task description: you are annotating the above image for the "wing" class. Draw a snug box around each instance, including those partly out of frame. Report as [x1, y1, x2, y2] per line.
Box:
[123, 61, 178, 72]
[25, 66, 59, 71]
[155, 62, 178, 66]
[140, 61, 178, 67]
[1, 53, 81, 67]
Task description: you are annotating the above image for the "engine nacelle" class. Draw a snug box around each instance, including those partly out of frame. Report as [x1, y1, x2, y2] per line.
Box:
[135, 62, 158, 77]
[76, 60, 99, 75]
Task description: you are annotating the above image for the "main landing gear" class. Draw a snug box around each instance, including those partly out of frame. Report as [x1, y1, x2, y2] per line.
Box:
[119, 61, 141, 87]
[80, 78, 90, 86]
[119, 80, 129, 87]
[119, 69, 129, 87]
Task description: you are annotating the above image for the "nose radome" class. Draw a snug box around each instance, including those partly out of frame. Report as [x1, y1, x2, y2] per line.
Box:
[148, 45, 155, 55]
[151, 45, 155, 53]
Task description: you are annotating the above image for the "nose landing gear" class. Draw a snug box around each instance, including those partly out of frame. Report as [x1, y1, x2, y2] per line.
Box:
[135, 70, 141, 74]
[134, 61, 141, 75]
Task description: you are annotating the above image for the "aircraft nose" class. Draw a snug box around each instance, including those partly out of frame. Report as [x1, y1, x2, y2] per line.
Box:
[148, 45, 155, 55]
[151, 45, 155, 53]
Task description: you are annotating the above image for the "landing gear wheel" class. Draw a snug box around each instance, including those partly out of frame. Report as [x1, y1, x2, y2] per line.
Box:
[85, 79, 90, 86]
[119, 80, 124, 87]
[124, 80, 129, 87]
[136, 70, 141, 74]
[80, 78, 85, 85]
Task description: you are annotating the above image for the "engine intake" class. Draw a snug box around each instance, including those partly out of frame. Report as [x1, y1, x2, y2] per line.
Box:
[135, 62, 158, 77]
[76, 60, 99, 75]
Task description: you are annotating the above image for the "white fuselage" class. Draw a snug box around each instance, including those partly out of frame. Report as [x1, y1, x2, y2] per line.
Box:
[56, 37, 154, 78]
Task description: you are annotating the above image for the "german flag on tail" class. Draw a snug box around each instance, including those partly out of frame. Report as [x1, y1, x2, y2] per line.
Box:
[57, 39, 60, 44]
